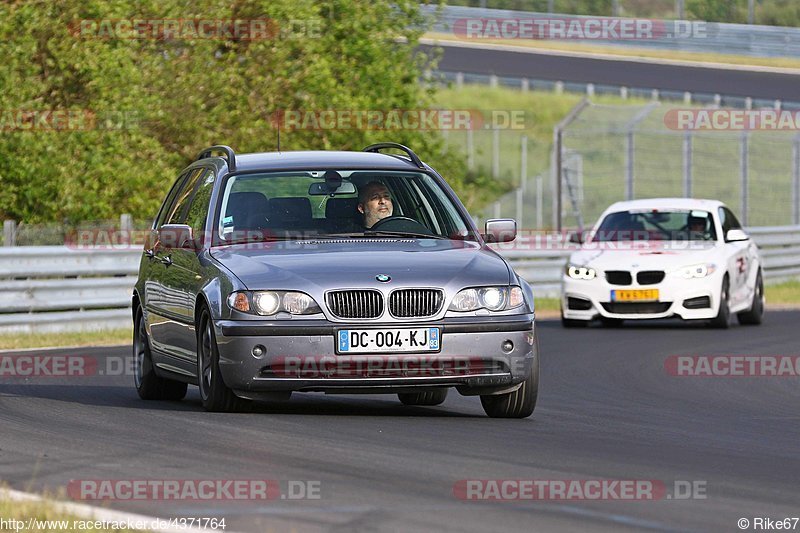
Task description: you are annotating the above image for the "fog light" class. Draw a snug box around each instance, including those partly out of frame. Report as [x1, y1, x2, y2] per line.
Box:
[252, 345, 266, 358]
[502, 340, 514, 353]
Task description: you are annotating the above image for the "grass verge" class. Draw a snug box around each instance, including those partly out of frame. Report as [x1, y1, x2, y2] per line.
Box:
[765, 280, 800, 305]
[0, 328, 132, 351]
[0, 491, 138, 532]
[425, 32, 800, 70]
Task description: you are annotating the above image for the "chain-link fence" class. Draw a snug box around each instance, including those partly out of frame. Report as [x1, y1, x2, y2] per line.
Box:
[480, 101, 800, 230]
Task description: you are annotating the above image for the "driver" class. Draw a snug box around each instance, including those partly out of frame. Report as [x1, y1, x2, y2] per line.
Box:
[688, 215, 706, 237]
[357, 181, 393, 228]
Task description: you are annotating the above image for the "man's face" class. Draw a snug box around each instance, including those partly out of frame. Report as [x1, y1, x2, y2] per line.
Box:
[358, 184, 393, 228]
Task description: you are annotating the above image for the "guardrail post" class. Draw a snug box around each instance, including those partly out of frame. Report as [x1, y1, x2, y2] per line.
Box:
[455, 72, 464, 89]
[3, 220, 16, 247]
[489, 74, 498, 88]
[793, 134, 800, 225]
[520, 135, 528, 192]
[521, 78, 529, 92]
[740, 131, 749, 226]
[683, 131, 693, 197]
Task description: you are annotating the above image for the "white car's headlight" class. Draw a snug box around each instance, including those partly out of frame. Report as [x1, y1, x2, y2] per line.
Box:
[566, 264, 597, 280]
[449, 286, 524, 312]
[675, 263, 717, 279]
[228, 291, 322, 316]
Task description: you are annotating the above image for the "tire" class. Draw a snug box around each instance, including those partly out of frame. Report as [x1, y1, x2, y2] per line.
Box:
[398, 390, 448, 406]
[709, 275, 731, 329]
[561, 311, 588, 328]
[133, 307, 187, 401]
[197, 308, 250, 412]
[600, 317, 624, 328]
[737, 269, 764, 326]
[480, 353, 539, 419]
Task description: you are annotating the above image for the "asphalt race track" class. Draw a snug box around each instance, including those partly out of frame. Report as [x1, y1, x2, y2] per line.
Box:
[422, 43, 800, 102]
[1, 312, 799, 532]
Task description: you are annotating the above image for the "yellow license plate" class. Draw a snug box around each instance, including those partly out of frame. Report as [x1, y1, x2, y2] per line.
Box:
[611, 289, 659, 302]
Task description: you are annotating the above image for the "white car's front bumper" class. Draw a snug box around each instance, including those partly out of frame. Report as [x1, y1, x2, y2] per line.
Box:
[561, 270, 724, 322]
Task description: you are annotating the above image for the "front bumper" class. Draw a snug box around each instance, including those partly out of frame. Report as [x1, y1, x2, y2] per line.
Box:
[213, 315, 536, 395]
[561, 271, 723, 321]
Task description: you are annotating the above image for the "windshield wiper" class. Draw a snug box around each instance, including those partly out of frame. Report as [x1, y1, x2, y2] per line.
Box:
[364, 230, 447, 240]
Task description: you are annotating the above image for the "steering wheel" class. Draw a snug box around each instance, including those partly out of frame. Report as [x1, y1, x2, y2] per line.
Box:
[369, 216, 418, 230]
[368, 216, 434, 235]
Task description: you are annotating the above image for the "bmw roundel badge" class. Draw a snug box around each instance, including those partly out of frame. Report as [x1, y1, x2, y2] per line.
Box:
[376, 274, 391, 282]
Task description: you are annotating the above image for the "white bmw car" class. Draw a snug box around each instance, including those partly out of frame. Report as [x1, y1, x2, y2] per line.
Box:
[561, 198, 764, 328]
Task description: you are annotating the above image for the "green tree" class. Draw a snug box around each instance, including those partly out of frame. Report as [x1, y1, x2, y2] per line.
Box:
[0, 0, 480, 224]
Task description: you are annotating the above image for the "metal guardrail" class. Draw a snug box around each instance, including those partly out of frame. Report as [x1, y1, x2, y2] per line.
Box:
[424, 5, 800, 58]
[0, 227, 797, 333]
[0, 248, 140, 333]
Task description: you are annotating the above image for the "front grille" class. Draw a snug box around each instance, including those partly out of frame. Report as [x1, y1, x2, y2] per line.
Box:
[606, 271, 632, 285]
[601, 302, 672, 314]
[326, 290, 384, 319]
[389, 289, 444, 318]
[567, 297, 592, 311]
[637, 270, 665, 285]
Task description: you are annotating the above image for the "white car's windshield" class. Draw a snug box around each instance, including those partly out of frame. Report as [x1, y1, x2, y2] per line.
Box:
[593, 209, 717, 242]
[217, 170, 474, 242]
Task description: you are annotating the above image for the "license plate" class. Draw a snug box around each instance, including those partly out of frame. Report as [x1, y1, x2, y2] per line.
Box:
[611, 289, 659, 302]
[337, 328, 440, 354]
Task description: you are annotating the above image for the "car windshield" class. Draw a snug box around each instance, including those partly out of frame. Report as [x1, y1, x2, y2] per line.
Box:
[593, 209, 717, 242]
[216, 170, 475, 243]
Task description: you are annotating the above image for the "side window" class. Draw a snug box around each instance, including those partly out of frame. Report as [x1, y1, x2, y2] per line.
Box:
[718, 207, 730, 236]
[724, 208, 743, 230]
[165, 168, 205, 225]
[718, 207, 742, 238]
[185, 170, 215, 236]
[154, 172, 188, 229]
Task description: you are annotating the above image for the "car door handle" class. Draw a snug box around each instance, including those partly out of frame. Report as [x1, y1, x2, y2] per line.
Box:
[159, 255, 173, 266]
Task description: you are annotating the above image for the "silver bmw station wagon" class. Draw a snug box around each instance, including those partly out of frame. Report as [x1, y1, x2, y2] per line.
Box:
[133, 143, 539, 418]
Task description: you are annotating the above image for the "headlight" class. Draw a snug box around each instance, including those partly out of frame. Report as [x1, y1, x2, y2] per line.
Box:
[566, 264, 597, 280]
[449, 286, 524, 312]
[227, 291, 322, 316]
[675, 263, 716, 279]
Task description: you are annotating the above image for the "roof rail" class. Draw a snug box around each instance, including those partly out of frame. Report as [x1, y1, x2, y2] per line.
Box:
[197, 145, 236, 171]
[363, 143, 423, 169]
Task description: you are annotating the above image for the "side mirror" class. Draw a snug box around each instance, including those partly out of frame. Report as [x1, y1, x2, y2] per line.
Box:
[483, 219, 516, 243]
[568, 231, 583, 245]
[725, 229, 749, 242]
[158, 224, 197, 250]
